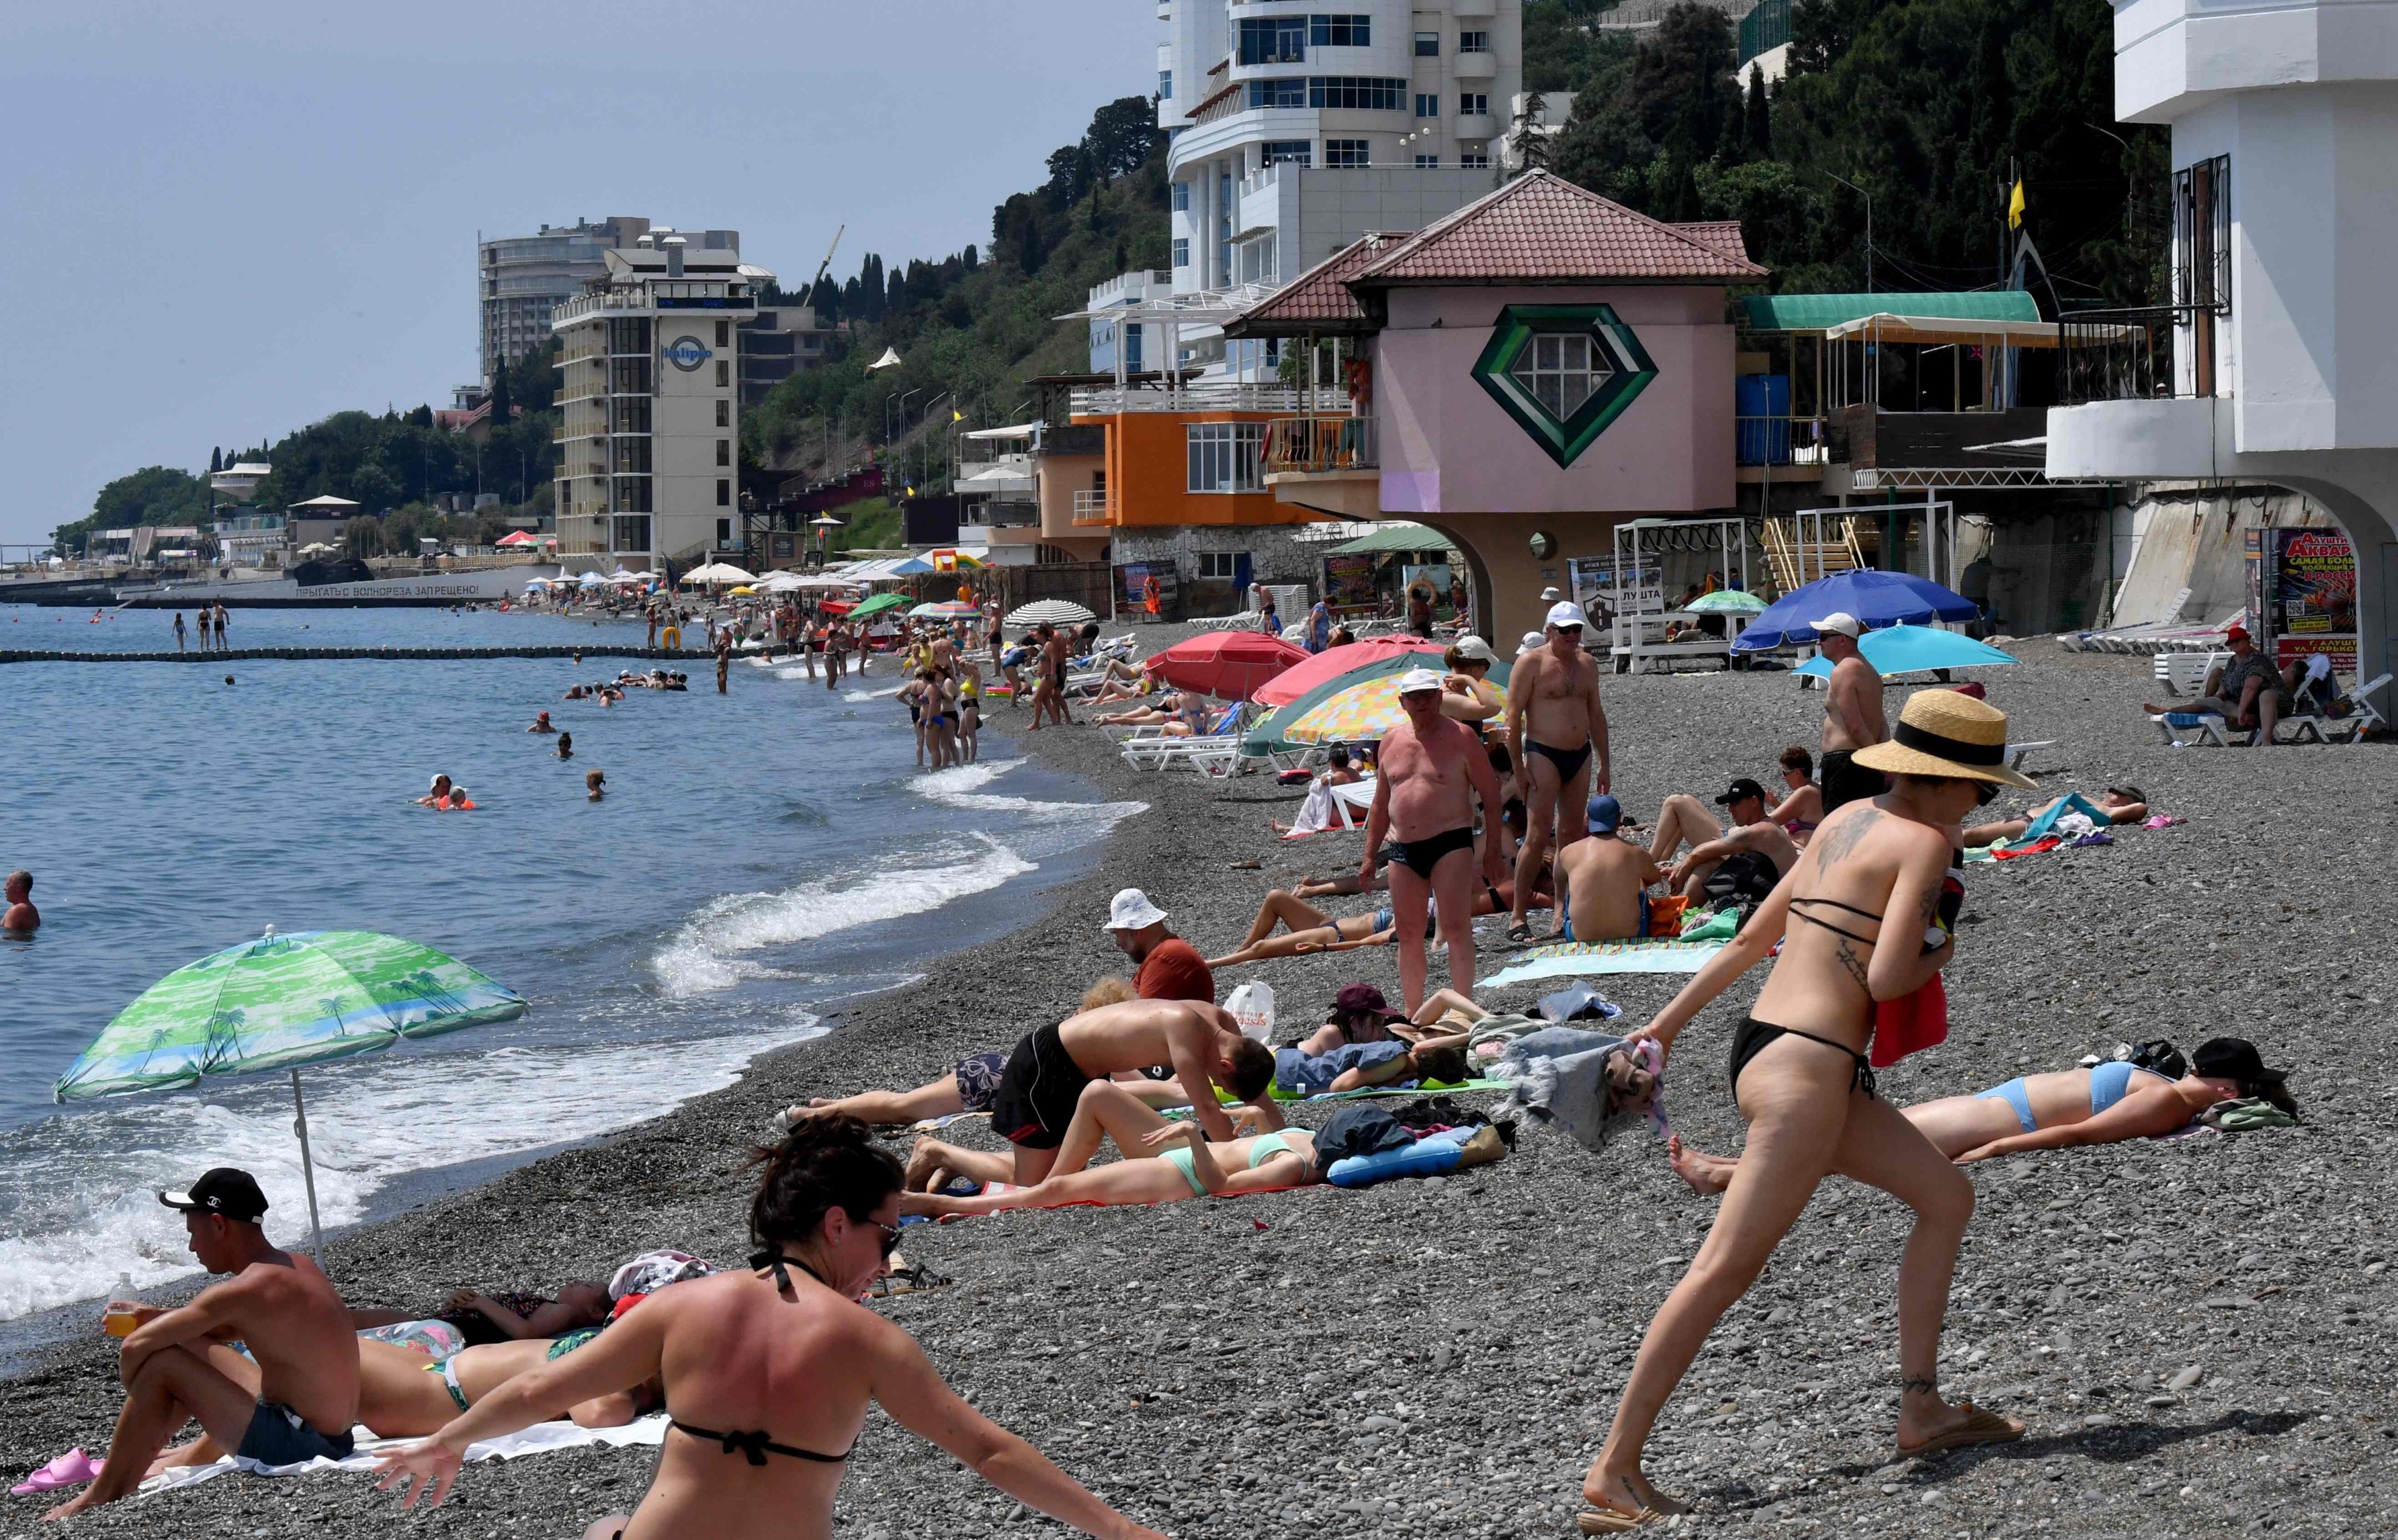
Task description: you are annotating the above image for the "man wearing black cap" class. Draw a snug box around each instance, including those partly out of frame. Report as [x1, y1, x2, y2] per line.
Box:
[1644, 778, 1801, 901]
[45, 1168, 360, 1520]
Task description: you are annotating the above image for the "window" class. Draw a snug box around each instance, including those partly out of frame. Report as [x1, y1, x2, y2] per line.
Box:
[714, 320, 730, 347]
[715, 360, 730, 387]
[1243, 77, 1309, 108]
[1172, 181, 1190, 211]
[715, 398, 729, 427]
[1262, 138, 1312, 165]
[1416, 153, 1440, 168]
[1238, 15, 1306, 63]
[1159, 69, 1172, 98]
[613, 396, 651, 433]
[1459, 92, 1490, 117]
[611, 357, 651, 393]
[1311, 76, 1405, 111]
[1125, 324, 1144, 370]
[1325, 138, 1370, 167]
[716, 439, 731, 466]
[716, 478, 731, 507]
[1460, 148, 1490, 169]
[1510, 332, 1606, 418]
[1414, 30, 1439, 55]
[1186, 422, 1264, 492]
[611, 515, 652, 550]
[1415, 93, 1439, 118]
[1311, 13, 1369, 46]
[1197, 550, 1245, 580]
[1459, 29, 1492, 52]
[1172, 237, 1191, 268]
[716, 517, 732, 545]
[2175, 153, 2232, 393]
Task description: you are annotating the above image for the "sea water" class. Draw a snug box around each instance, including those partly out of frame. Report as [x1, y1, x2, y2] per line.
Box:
[0, 604, 1142, 1323]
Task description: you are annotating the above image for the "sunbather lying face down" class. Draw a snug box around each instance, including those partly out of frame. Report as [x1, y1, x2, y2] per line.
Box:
[902, 1116, 1323, 1219]
[1665, 1035, 2294, 1189]
[1962, 788, 2148, 847]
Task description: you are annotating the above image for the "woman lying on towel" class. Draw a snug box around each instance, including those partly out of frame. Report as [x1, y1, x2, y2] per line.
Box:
[373, 1115, 1166, 1540]
[1092, 692, 1199, 728]
[904, 1095, 1322, 1219]
[1207, 879, 1534, 969]
[1668, 1036, 2295, 1190]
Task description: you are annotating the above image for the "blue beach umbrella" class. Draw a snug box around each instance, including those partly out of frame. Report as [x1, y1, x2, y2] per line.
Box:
[1791, 624, 2019, 677]
[1736, 571, 1980, 650]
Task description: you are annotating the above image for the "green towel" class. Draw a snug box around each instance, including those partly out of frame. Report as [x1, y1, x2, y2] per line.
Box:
[2202, 1097, 2298, 1132]
[1678, 906, 1740, 942]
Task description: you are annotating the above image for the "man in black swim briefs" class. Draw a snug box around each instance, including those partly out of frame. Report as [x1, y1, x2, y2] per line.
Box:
[1504, 602, 1611, 945]
[1359, 669, 1509, 1013]
[1814, 612, 1891, 812]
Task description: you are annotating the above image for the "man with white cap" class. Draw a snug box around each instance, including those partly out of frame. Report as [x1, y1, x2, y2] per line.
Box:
[1357, 668, 1508, 1011]
[1101, 887, 1215, 1004]
[1502, 600, 1612, 944]
[1812, 611, 1891, 812]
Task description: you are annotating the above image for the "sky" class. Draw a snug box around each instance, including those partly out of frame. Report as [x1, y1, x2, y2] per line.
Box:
[0, 1, 1153, 547]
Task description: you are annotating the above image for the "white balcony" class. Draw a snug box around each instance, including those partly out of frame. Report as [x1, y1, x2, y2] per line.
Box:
[1455, 50, 1498, 78]
[1072, 490, 1117, 523]
[1072, 382, 1306, 415]
[1454, 0, 1496, 13]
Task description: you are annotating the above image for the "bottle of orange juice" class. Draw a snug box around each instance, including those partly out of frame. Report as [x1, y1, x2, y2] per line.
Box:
[102, 1273, 138, 1337]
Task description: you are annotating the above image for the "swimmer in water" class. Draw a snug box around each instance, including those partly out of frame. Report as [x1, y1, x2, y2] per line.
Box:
[417, 775, 454, 807]
[528, 711, 556, 734]
[3, 870, 38, 936]
[556, 733, 574, 761]
[586, 769, 606, 802]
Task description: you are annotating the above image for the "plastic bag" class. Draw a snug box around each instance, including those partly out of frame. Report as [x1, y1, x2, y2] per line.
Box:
[1226, 980, 1275, 1042]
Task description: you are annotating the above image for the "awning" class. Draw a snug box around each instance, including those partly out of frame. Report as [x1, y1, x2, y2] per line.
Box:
[1325, 522, 1455, 555]
[961, 422, 1042, 441]
[1821, 314, 2082, 348]
[1741, 292, 2041, 333]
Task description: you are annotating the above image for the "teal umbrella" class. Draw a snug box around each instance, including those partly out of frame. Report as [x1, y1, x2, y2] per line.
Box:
[1685, 588, 1767, 615]
[1791, 623, 2019, 678]
[56, 928, 527, 1255]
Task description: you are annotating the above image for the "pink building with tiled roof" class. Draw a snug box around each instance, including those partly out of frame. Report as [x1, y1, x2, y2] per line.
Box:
[1226, 172, 1767, 642]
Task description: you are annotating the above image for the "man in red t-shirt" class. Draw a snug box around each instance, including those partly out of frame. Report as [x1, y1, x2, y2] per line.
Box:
[1103, 888, 1215, 1003]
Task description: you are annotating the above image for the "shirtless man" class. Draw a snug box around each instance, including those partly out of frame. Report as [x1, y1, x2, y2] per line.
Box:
[1553, 795, 1667, 942]
[4, 869, 39, 935]
[416, 775, 454, 808]
[917, 999, 1279, 1187]
[1361, 669, 1509, 1011]
[1646, 778, 1801, 900]
[46, 1169, 358, 1520]
[1814, 612, 1890, 812]
[527, 710, 556, 734]
[1504, 602, 1610, 944]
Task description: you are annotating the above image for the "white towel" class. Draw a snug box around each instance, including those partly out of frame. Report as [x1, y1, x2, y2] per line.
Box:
[139, 1414, 669, 1497]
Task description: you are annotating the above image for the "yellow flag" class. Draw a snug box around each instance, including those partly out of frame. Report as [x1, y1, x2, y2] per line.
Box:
[2007, 179, 2026, 230]
[952, 408, 964, 423]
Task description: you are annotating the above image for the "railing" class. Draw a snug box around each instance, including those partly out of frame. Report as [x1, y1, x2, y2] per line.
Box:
[1089, 271, 1174, 309]
[1239, 163, 1282, 201]
[1073, 490, 1117, 522]
[1733, 415, 1832, 467]
[963, 501, 1039, 528]
[2058, 306, 2202, 404]
[1264, 415, 1377, 473]
[1071, 382, 1306, 415]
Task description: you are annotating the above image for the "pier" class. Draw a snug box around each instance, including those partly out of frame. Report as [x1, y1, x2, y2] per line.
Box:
[0, 645, 719, 666]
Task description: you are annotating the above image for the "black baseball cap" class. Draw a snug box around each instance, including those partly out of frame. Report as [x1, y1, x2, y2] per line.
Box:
[2193, 1038, 2284, 1087]
[1716, 777, 1769, 806]
[160, 1168, 269, 1223]
[2106, 785, 2146, 805]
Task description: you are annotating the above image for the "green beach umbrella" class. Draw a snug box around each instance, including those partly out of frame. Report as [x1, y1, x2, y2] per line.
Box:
[849, 592, 908, 619]
[1685, 588, 1768, 615]
[55, 928, 527, 1255]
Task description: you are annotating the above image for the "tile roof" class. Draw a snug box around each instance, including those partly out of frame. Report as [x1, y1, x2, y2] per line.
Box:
[1354, 172, 1768, 285]
[1224, 232, 1414, 334]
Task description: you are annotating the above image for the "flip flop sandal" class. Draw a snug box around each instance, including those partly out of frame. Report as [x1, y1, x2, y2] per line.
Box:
[1504, 921, 1534, 945]
[1576, 1507, 1662, 1533]
[12, 1449, 102, 1495]
[869, 1265, 956, 1299]
[1897, 1404, 2025, 1457]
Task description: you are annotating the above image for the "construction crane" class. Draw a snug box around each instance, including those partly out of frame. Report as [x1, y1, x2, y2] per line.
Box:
[807, 224, 844, 307]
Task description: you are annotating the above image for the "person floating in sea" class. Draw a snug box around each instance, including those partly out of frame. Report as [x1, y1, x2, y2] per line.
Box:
[1504, 603, 1610, 946]
[417, 775, 454, 808]
[3, 869, 39, 936]
[528, 711, 556, 734]
[1575, 690, 2034, 1533]
[586, 769, 606, 802]
[45, 1169, 359, 1521]
[556, 733, 574, 761]
[370, 1117, 1169, 1540]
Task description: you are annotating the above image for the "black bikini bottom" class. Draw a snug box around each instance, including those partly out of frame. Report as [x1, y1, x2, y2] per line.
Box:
[1383, 824, 1476, 881]
[1526, 738, 1592, 781]
[1728, 1015, 1876, 1101]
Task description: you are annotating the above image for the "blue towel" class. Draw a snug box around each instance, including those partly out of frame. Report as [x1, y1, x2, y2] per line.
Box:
[2021, 792, 2107, 843]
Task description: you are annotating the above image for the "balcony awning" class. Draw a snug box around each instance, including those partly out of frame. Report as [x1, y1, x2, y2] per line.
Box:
[1742, 292, 2040, 334]
[1822, 314, 2082, 348]
[962, 422, 1042, 441]
[1326, 522, 1456, 555]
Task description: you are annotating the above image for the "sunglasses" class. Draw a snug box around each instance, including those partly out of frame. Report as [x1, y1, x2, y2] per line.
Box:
[1975, 781, 2001, 806]
[868, 1220, 902, 1259]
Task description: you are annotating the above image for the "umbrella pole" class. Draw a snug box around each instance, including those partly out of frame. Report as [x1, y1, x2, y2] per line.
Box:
[289, 1069, 325, 1260]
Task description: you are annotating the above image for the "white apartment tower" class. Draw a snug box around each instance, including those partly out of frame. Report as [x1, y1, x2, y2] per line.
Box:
[480, 217, 740, 381]
[551, 235, 775, 571]
[1120, 0, 1520, 376]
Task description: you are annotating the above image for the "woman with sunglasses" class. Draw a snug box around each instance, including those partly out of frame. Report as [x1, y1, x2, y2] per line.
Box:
[374, 1115, 1167, 1540]
[1576, 692, 2037, 1534]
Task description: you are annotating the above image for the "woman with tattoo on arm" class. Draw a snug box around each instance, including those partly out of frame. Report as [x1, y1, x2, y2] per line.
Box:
[1574, 693, 2034, 1533]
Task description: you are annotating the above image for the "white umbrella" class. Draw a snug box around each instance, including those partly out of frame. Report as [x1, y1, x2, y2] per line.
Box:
[682, 562, 757, 585]
[757, 570, 808, 592]
[1005, 598, 1097, 628]
[577, 570, 608, 582]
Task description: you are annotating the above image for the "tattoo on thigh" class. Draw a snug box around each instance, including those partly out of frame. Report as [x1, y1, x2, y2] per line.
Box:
[1835, 939, 1869, 990]
[1812, 808, 1880, 872]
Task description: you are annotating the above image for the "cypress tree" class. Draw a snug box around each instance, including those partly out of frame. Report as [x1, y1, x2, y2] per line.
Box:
[1746, 65, 1772, 156]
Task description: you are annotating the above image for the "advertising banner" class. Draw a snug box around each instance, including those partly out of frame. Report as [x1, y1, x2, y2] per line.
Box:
[1322, 553, 1378, 609]
[2272, 528, 2356, 672]
[1568, 557, 1664, 631]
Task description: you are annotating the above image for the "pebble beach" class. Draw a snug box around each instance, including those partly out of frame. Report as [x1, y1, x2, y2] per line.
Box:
[5, 641, 2395, 1540]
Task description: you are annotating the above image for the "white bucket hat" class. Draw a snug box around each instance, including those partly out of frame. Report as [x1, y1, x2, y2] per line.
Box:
[1103, 888, 1169, 931]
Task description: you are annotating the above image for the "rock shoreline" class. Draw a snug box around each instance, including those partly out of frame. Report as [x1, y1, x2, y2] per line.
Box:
[5, 646, 2395, 1539]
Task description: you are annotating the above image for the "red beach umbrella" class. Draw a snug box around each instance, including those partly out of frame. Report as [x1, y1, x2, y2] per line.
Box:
[1251, 635, 1447, 707]
[1145, 631, 1309, 700]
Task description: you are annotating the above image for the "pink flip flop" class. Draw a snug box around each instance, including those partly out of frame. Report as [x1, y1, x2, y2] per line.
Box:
[11, 1448, 103, 1495]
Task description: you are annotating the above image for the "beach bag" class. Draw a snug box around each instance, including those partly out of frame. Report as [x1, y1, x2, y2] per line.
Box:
[1703, 850, 1780, 909]
[2129, 1039, 2188, 1079]
[1226, 981, 1276, 1043]
[1311, 1104, 1414, 1175]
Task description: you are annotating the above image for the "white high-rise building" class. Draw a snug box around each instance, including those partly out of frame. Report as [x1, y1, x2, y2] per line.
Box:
[480, 217, 740, 381]
[1124, 1, 1521, 378]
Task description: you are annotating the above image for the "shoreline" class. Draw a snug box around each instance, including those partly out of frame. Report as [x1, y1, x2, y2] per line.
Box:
[6, 647, 2396, 1540]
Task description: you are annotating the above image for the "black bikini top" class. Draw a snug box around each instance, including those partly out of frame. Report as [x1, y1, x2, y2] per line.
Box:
[659, 1250, 854, 1466]
[1788, 895, 1886, 948]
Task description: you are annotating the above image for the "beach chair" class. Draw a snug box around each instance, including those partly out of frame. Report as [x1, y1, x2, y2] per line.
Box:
[2151, 711, 2239, 748]
[1120, 703, 1250, 770]
[2153, 650, 2231, 698]
[2004, 740, 2055, 774]
[2281, 672, 2390, 743]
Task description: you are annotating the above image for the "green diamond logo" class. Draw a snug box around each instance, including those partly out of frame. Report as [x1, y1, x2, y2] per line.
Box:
[1471, 304, 1658, 467]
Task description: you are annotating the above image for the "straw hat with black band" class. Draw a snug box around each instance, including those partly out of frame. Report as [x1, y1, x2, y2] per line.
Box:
[1852, 691, 2037, 789]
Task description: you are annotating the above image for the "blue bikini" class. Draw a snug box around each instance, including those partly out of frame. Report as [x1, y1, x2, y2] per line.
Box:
[1977, 1060, 2166, 1134]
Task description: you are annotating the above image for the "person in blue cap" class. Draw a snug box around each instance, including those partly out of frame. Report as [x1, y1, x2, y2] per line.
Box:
[1549, 795, 1665, 942]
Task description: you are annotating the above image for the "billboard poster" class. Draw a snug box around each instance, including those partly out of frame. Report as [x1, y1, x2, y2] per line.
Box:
[1322, 553, 1378, 609]
[1568, 556, 1664, 632]
[2273, 527, 2356, 672]
[2242, 528, 2264, 636]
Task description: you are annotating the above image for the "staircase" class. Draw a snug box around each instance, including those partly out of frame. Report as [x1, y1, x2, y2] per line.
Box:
[1761, 516, 1876, 593]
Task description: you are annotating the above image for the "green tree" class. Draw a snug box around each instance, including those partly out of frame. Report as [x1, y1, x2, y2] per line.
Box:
[489, 365, 513, 427]
[1746, 65, 1773, 156]
[208, 446, 223, 474]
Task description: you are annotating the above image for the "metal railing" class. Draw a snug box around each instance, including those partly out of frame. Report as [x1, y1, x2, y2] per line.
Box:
[1072, 490, 1117, 522]
[2058, 306, 2206, 404]
[1071, 382, 1306, 415]
[1263, 414, 1377, 472]
[1733, 415, 1832, 467]
[962, 501, 1039, 528]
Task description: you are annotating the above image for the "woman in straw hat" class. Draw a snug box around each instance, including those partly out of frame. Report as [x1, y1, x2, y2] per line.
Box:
[1576, 690, 2034, 1532]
